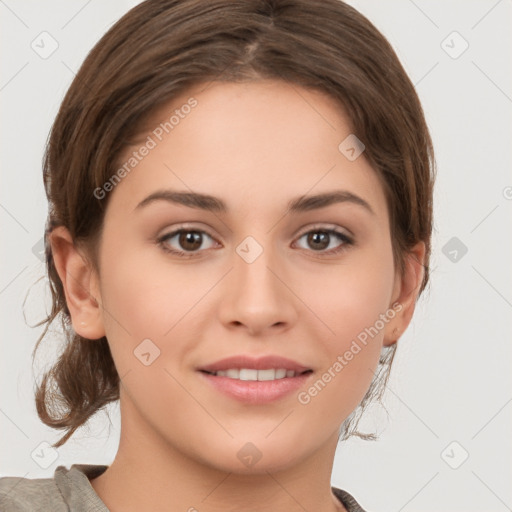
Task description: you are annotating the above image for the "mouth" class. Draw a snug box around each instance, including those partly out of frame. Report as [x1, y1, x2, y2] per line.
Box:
[199, 368, 313, 380]
[196, 354, 314, 404]
[197, 354, 313, 379]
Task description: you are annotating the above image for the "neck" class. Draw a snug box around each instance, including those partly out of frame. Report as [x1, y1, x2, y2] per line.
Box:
[89, 393, 347, 512]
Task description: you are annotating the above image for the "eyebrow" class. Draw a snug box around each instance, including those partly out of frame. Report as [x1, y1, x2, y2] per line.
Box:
[133, 189, 375, 215]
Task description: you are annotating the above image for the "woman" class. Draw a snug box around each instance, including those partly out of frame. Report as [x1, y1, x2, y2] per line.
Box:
[0, 0, 435, 510]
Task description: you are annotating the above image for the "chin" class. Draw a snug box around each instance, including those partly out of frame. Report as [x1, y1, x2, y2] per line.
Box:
[196, 438, 306, 475]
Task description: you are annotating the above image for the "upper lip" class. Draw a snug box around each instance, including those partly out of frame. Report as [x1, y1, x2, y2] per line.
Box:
[198, 355, 312, 374]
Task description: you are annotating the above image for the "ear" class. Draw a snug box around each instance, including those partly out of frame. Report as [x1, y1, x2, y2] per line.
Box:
[382, 241, 426, 347]
[48, 226, 105, 340]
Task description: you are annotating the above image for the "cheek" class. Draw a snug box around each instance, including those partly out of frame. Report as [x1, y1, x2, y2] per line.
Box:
[295, 277, 388, 431]
[303, 246, 395, 346]
[97, 242, 218, 381]
[296, 246, 394, 407]
[99, 240, 202, 336]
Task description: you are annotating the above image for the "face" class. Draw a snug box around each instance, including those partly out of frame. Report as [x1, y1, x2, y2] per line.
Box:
[70, 80, 412, 473]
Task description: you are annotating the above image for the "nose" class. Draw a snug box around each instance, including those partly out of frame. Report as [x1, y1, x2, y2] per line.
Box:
[217, 240, 298, 336]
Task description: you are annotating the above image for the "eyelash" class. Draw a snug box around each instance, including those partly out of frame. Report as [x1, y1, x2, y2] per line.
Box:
[156, 224, 354, 259]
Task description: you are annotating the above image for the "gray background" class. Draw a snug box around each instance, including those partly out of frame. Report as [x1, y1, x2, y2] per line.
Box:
[1, 1, 511, 511]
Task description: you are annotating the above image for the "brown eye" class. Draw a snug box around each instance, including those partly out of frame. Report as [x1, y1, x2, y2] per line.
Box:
[306, 231, 330, 250]
[295, 228, 353, 255]
[177, 231, 203, 251]
[158, 228, 217, 257]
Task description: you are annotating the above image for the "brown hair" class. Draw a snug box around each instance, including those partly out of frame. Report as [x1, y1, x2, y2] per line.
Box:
[31, 0, 435, 448]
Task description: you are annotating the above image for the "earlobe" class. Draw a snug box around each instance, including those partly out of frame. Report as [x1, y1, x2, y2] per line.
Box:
[49, 226, 105, 340]
[383, 241, 426, 347]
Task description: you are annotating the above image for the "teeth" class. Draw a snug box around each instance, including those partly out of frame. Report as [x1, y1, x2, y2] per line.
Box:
[275, 369, 287, 379]
[239, 369, 258, 381]
[257, 369, 276, 381]
[209, 368, 299, 380]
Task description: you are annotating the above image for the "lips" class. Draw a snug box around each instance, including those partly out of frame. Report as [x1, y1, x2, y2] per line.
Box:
[197, 354, 312, 374]
[197, 355, 314, 404]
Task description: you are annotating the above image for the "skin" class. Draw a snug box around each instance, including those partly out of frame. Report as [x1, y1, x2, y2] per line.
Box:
[50, 79, 425, 512]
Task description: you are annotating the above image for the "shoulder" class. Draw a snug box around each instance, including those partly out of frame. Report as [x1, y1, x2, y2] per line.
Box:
[332, 486, 368, 512]
[0, 472, 64, 512]
[0, 464, 109, 512]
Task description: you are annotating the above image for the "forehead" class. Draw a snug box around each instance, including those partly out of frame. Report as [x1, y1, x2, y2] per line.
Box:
[109, 79, 388, 223]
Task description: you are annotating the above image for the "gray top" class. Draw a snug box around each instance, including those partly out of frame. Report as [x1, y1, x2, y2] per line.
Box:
[0, 464, 368, 511]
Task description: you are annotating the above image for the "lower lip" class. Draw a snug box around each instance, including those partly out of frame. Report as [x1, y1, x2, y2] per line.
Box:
[198, 371, 313, 404]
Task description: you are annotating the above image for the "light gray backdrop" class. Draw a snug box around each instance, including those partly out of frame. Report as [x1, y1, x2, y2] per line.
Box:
[1, 1, 511, 511]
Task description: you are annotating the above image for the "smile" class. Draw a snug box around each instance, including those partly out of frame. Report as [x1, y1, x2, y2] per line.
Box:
[198, 369, 314, 404]
[200, 368, 312, 380]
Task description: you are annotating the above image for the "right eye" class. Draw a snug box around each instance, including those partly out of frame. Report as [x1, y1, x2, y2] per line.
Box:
[157, 227, 219, 258]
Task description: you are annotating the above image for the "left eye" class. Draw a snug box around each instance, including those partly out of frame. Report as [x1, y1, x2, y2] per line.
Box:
[157, 227, 353, 257]
[294, 228, 353, 254]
